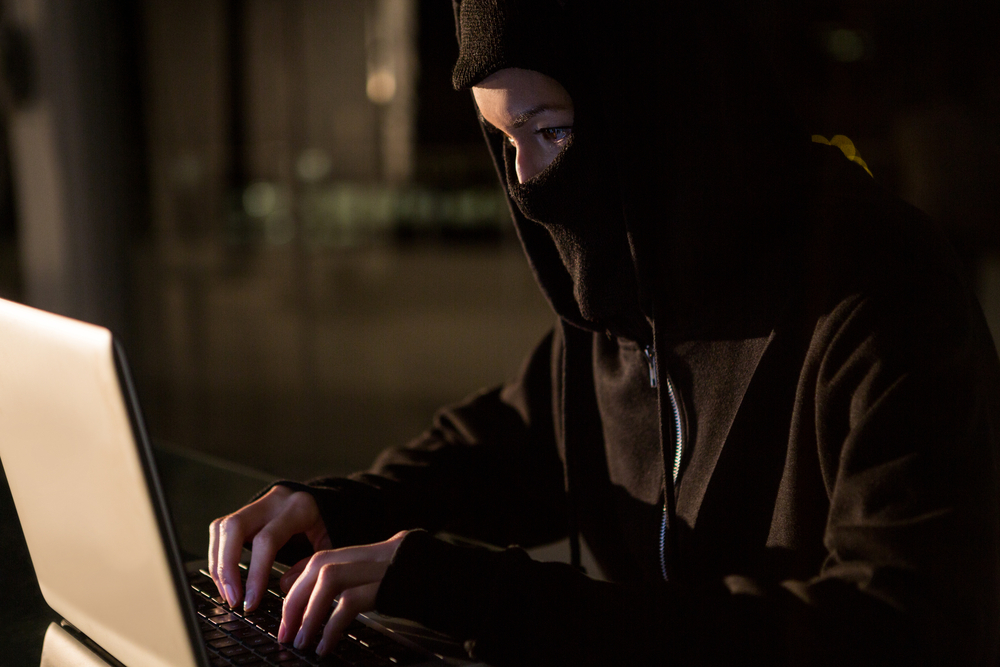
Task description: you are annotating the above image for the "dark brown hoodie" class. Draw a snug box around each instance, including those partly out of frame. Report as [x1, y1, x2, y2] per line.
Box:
[284, 1, 1000, 664]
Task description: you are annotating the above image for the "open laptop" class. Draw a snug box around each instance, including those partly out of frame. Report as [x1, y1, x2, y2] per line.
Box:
[0, 297, 482, 667]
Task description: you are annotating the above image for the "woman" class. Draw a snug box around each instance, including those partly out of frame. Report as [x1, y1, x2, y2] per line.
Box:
[209, 1, 1000, 664]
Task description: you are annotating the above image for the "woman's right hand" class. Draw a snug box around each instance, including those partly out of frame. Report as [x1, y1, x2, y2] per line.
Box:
[208, 485, 332, 612]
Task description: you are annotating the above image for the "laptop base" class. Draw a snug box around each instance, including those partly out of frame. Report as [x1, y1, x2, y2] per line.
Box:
[40, 622, 120, 667]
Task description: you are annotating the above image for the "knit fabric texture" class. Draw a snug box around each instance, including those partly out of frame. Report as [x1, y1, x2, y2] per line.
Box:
[452, 0, 574, 90]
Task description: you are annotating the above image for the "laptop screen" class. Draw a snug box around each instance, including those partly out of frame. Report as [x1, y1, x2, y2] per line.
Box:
[0, 298, 202, 667]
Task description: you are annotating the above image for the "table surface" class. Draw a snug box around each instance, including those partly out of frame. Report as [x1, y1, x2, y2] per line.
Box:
[0, 442, 275, 667]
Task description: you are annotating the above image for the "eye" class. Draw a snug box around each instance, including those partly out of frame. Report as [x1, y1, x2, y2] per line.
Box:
[538, 127, 572, 145]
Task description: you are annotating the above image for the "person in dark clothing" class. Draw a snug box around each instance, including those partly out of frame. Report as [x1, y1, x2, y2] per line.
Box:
[208, 1, 1000, 664]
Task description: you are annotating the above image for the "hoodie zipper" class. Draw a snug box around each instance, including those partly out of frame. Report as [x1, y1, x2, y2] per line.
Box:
[645, 345, 683, 581]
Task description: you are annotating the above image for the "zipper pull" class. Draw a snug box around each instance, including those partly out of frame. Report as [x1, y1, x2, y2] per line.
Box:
[643, 346, 658, 388]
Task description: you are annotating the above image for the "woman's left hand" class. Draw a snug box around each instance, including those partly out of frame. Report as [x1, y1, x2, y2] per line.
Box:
[276, 530, 409, 657]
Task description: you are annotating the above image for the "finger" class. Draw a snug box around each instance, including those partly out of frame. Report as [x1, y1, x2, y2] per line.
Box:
[281, 558, 388, 648]
[217, 501, 282, 608]
[316, 583, 379, 657]
[244, 496, 315, 611]
[295, 562, 387, 651]
[208, 518, 222, 596]
[216, 514, 250, 607]
[278, 554, 323, 644]
[243, 526, 279, 612]
[280, 557, 309, 594]
[292, 562, 346, 650]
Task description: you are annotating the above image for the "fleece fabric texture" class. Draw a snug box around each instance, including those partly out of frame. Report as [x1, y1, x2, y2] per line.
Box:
[270, 1, 1000, 665]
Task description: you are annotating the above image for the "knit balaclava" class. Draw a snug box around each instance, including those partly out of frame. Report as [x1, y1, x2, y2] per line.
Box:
[453, 0, 649, 342]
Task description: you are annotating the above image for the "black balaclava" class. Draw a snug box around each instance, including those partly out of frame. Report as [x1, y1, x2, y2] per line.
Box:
[453, 0, 650, 343]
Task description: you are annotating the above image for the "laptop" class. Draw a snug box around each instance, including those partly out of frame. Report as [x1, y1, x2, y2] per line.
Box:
[0, 297, 482, 667]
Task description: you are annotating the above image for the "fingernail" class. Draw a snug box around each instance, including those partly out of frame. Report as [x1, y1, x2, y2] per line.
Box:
[316, 639, 327, 656]
[294, 629, 306, 650]
[243, 586, 256, 611]
[277, 622, 288, 644]
[224, 583, 237, 607]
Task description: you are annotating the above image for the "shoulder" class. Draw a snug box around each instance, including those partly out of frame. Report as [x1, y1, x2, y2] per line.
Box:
[798, 142, 965, 304]
[784, 144, 999, 401]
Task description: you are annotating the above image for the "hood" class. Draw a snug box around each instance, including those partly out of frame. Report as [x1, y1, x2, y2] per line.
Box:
[452, 0, 813, 341]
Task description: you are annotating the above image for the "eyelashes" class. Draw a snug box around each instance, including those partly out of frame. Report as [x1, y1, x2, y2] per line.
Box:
[538, 127, 572, 144]
[498, 127, 574, 147]
[478, 111, 573, 148]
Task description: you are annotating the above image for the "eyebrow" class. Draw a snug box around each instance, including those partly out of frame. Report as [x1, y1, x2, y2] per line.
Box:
[477, 104, 572, 132]
[510, 104, 570, 129]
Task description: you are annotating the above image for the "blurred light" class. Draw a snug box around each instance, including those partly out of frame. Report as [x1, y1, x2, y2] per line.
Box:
[245, 183, 510, 249]
[243, 182, 278, 217]
[366, 68, 397, 105]
[826, 28, 866, 63]
[296, 148, 333, 183]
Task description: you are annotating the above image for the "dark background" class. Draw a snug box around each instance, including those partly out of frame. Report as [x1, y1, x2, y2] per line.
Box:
[0, 0, 997, 481]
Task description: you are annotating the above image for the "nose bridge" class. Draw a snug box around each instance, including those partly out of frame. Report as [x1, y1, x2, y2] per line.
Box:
[515, 147, 529, 184]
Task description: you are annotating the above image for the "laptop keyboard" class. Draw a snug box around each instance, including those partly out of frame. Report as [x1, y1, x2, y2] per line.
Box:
[189, 565, 428, 667]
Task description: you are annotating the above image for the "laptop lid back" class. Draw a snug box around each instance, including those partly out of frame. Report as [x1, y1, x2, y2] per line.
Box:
[0, 298, 201, 667]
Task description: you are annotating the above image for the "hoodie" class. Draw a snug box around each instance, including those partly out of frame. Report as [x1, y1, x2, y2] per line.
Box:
[289, 1, 1000, 664]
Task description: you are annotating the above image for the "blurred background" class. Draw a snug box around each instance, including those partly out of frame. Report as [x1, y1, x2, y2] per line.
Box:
[0, 0, 997, 482]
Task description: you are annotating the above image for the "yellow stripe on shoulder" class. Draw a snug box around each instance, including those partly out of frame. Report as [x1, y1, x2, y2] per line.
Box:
[811, 134, 873, 178]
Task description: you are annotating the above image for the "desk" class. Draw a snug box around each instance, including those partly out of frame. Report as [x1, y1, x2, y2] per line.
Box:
[0, 442, 275, 667]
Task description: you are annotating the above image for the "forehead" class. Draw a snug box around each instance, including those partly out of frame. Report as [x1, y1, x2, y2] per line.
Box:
[472, 68, 573, 128]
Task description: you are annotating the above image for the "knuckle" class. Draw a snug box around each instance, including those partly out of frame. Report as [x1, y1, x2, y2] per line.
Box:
[305, 552, 326, 575]
[267, 484, 293, 499]
[288, 491, 313, 513]
[218, 514, 241, 535]
[317, 562, 340, 586]
[251, 529, 273, 551]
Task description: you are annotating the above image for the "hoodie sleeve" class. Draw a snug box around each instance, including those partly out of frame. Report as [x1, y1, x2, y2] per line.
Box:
[373, 272, 1000, 666]
[290, 327, 569, 551]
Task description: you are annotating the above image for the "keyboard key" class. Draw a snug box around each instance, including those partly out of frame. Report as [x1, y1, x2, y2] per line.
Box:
[233, 627, 262, 640]
[245, 635, 273, 648]
[259, 619, 281, 635]
[316, 656, 358, 667]
[188, 569, 426, 667]
[255, 641, 281, 655]
[383, 649, 428, 665]
[220, 645, 249, 658]
[346, 658, 392, 667]
[332, 643, 371, 662]
[260, 599, 284, 618]
[350, 626, 378, 638]
[345, 620, 367, 634]
[211, 613, 242, 625]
